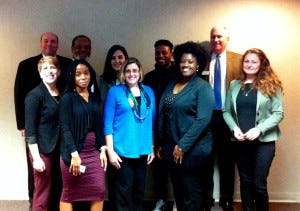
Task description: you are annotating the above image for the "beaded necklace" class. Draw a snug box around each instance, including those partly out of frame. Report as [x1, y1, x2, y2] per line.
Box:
[126, 84, 151, 121]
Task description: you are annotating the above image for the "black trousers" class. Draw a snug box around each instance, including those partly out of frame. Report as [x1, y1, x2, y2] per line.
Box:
[114, 156, 148, 211]
[152, 157, 169, 200]
[105, 162, 118, 211]
[167, 152, 211, 211]
[236, 141, 275, 211]
[203, 111, 236, 207]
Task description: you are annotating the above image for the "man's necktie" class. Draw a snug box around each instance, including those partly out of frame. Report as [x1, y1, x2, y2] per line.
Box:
[214, 55, 222, 110]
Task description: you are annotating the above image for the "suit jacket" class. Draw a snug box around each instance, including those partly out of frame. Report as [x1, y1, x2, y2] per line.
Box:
[25, 82, 60, 154]
[223, 80, 284, 142]
[201, 51, 242, 91]
[14, 54, 72, 130]
[143, 62, 177, 110]
[158, 75, 214, 157]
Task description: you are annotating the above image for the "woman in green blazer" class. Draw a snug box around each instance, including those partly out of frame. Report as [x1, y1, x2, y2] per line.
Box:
[223, 48, 284, 211]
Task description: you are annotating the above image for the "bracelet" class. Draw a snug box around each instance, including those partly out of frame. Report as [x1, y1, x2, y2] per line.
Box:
[71, 151, 79, 157]
[100, 146, 107, 151]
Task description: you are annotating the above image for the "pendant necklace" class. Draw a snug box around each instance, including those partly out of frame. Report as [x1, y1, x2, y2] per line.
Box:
[243, 83, 253, 96]
[244, 88, 253, 96]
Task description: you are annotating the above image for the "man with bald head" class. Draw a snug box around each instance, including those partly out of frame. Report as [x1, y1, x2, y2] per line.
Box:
[201, 26, 242, 211]
[14, 32, 71, 211]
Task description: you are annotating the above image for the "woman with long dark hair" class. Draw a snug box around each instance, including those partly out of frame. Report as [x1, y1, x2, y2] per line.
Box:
[98, 45, 129, 102]
[59, 59, 107, 211]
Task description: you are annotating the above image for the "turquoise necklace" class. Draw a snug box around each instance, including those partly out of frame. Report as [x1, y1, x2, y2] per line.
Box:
[126, 84, 151, 121]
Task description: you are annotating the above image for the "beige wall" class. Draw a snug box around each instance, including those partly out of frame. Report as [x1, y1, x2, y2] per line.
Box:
[1, 0, 299, 201]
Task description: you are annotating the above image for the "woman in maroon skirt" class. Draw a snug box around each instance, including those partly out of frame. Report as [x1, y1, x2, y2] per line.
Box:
[59, 59, 107, 211]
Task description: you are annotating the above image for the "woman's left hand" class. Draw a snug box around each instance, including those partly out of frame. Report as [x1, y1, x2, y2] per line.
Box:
[147, 152, 155, 165]
[100, 149, 107, 171]
[173, 145, 184, 164]
[70, 152, 81, 176]
[245, 127, 261, 141]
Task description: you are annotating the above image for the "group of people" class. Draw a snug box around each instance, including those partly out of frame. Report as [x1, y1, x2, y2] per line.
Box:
[14, 25, 284, 211]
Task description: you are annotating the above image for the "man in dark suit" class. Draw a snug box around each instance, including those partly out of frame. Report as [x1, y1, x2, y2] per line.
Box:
[14, 32, 72, 211]
[201, 26, 242, 211]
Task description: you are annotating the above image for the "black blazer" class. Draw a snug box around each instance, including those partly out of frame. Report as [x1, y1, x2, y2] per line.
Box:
[14, 54, 72, 130]
[25, 83, 60, 154]
[158, 75, 215, 157]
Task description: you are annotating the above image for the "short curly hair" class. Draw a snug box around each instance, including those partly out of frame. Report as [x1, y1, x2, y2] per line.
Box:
[154, 39, 173, 50]
[173, 41, 208, 72]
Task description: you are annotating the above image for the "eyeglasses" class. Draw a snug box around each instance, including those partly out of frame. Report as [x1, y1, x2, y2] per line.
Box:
[125, 69, 139, 74]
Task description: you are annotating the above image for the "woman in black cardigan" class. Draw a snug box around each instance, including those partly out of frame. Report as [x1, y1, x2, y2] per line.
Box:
[158, 41, 215, 211]
[59, 59, 107, 211]
[25, 56, 62, 211]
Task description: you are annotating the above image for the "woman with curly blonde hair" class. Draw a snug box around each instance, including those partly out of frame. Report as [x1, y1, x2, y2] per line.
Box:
[223, 48, 284, 211]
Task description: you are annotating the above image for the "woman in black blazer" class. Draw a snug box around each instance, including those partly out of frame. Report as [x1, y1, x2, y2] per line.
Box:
[158, 41, 215, 211]
[25, 56, 61, 211]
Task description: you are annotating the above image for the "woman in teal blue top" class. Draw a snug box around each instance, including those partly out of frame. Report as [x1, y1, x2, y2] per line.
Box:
[223, 48, 284, 211]
[103, 57, 155, 211]
[158, 41, 214, 211]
